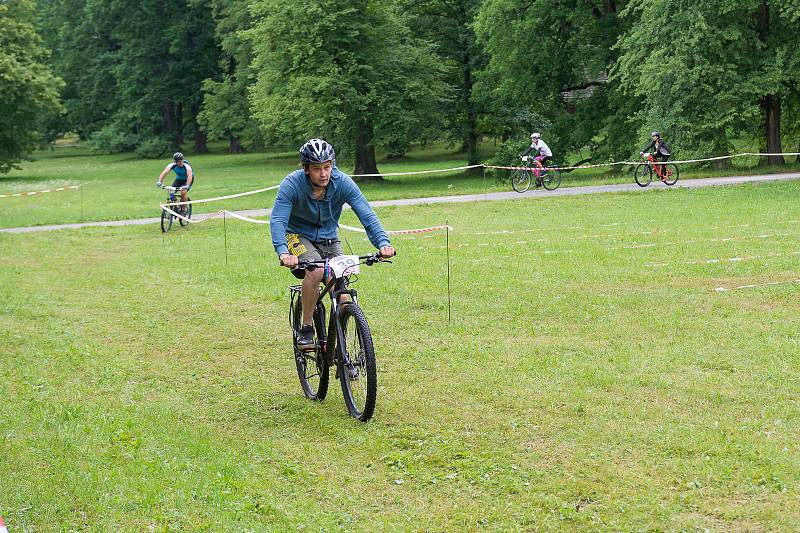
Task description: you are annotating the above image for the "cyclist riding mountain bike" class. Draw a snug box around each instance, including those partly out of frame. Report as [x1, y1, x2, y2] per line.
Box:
[521, 133, 553, 187]
[156, 152, 195, 203]
[271, 138, 395, 350]
[640, 131, 672, 181]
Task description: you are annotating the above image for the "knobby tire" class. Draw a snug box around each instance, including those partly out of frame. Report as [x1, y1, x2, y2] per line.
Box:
[338, 304, 377, 422]
[179, 199, 192, 226]
[160, 209, 173, 232]
[292, 297, 330, 401]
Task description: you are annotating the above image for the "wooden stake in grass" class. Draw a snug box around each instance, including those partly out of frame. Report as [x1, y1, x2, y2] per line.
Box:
[446, 219, 451, 322]
[223, 211, 229, 266]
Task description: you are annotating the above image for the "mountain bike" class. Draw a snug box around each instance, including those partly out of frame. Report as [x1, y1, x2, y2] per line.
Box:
[160, 185, 192, 232]
[511, 160, 561, 192]
[288, 253, 392, 422]
[633, 154, 679, 187]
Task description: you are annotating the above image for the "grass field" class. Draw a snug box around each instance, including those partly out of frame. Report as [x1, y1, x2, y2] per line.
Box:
[2, 143, 798, 229]
[1, 175, 799, 530]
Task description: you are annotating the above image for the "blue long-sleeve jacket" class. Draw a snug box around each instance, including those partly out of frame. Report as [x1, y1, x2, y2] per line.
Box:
[270, 166, 391, 256]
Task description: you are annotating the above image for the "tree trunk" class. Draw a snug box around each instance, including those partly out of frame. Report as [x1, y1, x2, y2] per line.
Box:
[175, 104, 184, 148]
[193, 121, 208, 154]
[754, 3, 784, 167]
[761, 95, 784, 166]
[229, 135, 244, 154]
[353, 119, 381, 180]
[712, 131, 731, 170]
[162, 100, 181, 149]
[462, 51, 480, 174]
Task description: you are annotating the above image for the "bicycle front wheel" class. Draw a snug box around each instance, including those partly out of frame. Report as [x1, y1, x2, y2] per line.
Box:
[292, 297, 329, 401]
[634, 164, 652, 187]
[542, 166, 561, 190]
[338, 304, 377, 422]
[663, 164, 679, 186]
[511, 169, 531, 193]
[160, 208, 173, 232]
[179, 198, 192, 226]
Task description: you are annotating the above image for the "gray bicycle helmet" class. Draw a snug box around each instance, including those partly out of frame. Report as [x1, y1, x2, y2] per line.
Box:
[173, 152, 184, 161]
[651, 131, 660, 138]
[530, 132, 541, 139]
[299, 138, 335, 164]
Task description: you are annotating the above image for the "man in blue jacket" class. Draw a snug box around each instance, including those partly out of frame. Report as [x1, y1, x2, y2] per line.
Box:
[270, 138, 395, 349]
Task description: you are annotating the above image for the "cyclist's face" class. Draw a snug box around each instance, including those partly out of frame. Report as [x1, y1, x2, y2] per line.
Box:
[306, 160, 333, 188]
[175, 160, 184, 166]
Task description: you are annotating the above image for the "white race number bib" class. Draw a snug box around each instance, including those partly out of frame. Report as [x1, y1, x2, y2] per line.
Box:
[328, 255, 360, 277]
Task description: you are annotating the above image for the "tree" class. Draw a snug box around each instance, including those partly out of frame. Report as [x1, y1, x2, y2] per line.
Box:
[0, 0, 63, 173]
[614, 0, 800, 166]
[475, 0, 639, 165]
[246, 0, 449, 177]
[402, 0, 486, 168]
[198, 0, 262, 153]
[40, 0, 220, 157]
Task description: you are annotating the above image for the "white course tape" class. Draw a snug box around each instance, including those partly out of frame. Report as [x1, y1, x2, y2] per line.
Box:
[338, 223, 453, 235]
[350, 164, 484, 178]
[224, 211, 269, 224]
[160, 205, 450, 234]
[163, 184, 280, 207]
[714, 279, 800, 291]
[160, 149, 800, 209]
[0, 184, 80, 199]
[487, 150, 800, 172]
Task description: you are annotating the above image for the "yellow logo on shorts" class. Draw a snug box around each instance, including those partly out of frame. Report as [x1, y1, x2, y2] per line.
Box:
[287, 233, 307, 256]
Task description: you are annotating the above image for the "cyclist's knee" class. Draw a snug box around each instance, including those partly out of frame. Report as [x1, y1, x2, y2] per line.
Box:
[305, 267, 324, 283]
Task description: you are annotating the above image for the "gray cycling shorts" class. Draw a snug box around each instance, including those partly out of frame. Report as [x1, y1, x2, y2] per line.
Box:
[286, 233, 344, 279]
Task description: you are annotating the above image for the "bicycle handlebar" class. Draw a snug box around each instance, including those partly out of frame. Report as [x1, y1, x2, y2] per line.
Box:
[162, 185, 187, 192]
[287, 252, 396, 271]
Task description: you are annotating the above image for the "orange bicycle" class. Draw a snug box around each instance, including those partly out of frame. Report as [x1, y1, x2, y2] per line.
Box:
[633, 153, 678, 187]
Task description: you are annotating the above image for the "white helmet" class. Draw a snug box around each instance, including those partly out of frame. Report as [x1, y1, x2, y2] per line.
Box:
[530, 132, 541, 140]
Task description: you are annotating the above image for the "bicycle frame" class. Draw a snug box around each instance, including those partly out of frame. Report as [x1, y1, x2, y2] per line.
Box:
[296, 253, 386, 369]
[645, 154, 669, 178]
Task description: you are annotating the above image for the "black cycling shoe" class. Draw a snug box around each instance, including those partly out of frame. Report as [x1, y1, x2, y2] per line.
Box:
[297, 324, 315, 351]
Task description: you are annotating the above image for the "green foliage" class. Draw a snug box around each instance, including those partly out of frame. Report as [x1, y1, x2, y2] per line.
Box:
[402, 0, 486, 164]
[245, 0, 450, 165]
[486, 136, 531, 182]
[614, 0, 800, 159]
[0, 0, 63, 173]
[198, 0, 262, 152]
[475, 0, 638, 162]
[39, 0, 220, 155]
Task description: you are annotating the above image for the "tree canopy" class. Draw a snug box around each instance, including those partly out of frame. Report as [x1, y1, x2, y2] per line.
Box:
[245, 0, 450, 176]
[3, 0, 800, 171]
[0, 0, 63, 173]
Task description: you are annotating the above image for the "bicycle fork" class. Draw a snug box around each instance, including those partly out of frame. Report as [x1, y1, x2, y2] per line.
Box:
[328, 287, 358, 379]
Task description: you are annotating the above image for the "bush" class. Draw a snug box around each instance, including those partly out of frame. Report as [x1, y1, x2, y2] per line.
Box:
[487, 136, 530, 183]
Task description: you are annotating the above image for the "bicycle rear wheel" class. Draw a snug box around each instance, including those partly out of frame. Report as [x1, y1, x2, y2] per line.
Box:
[179, 198, 192, 226]
[663, 164, 679, 186]
[511, 169, 531, 193]
[542, 166, 561, 190]
[634, 164, 652, 187]
[338, 303, 377, 422]
[160, 208, 173, 232]
[292, 296, 329, 401]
